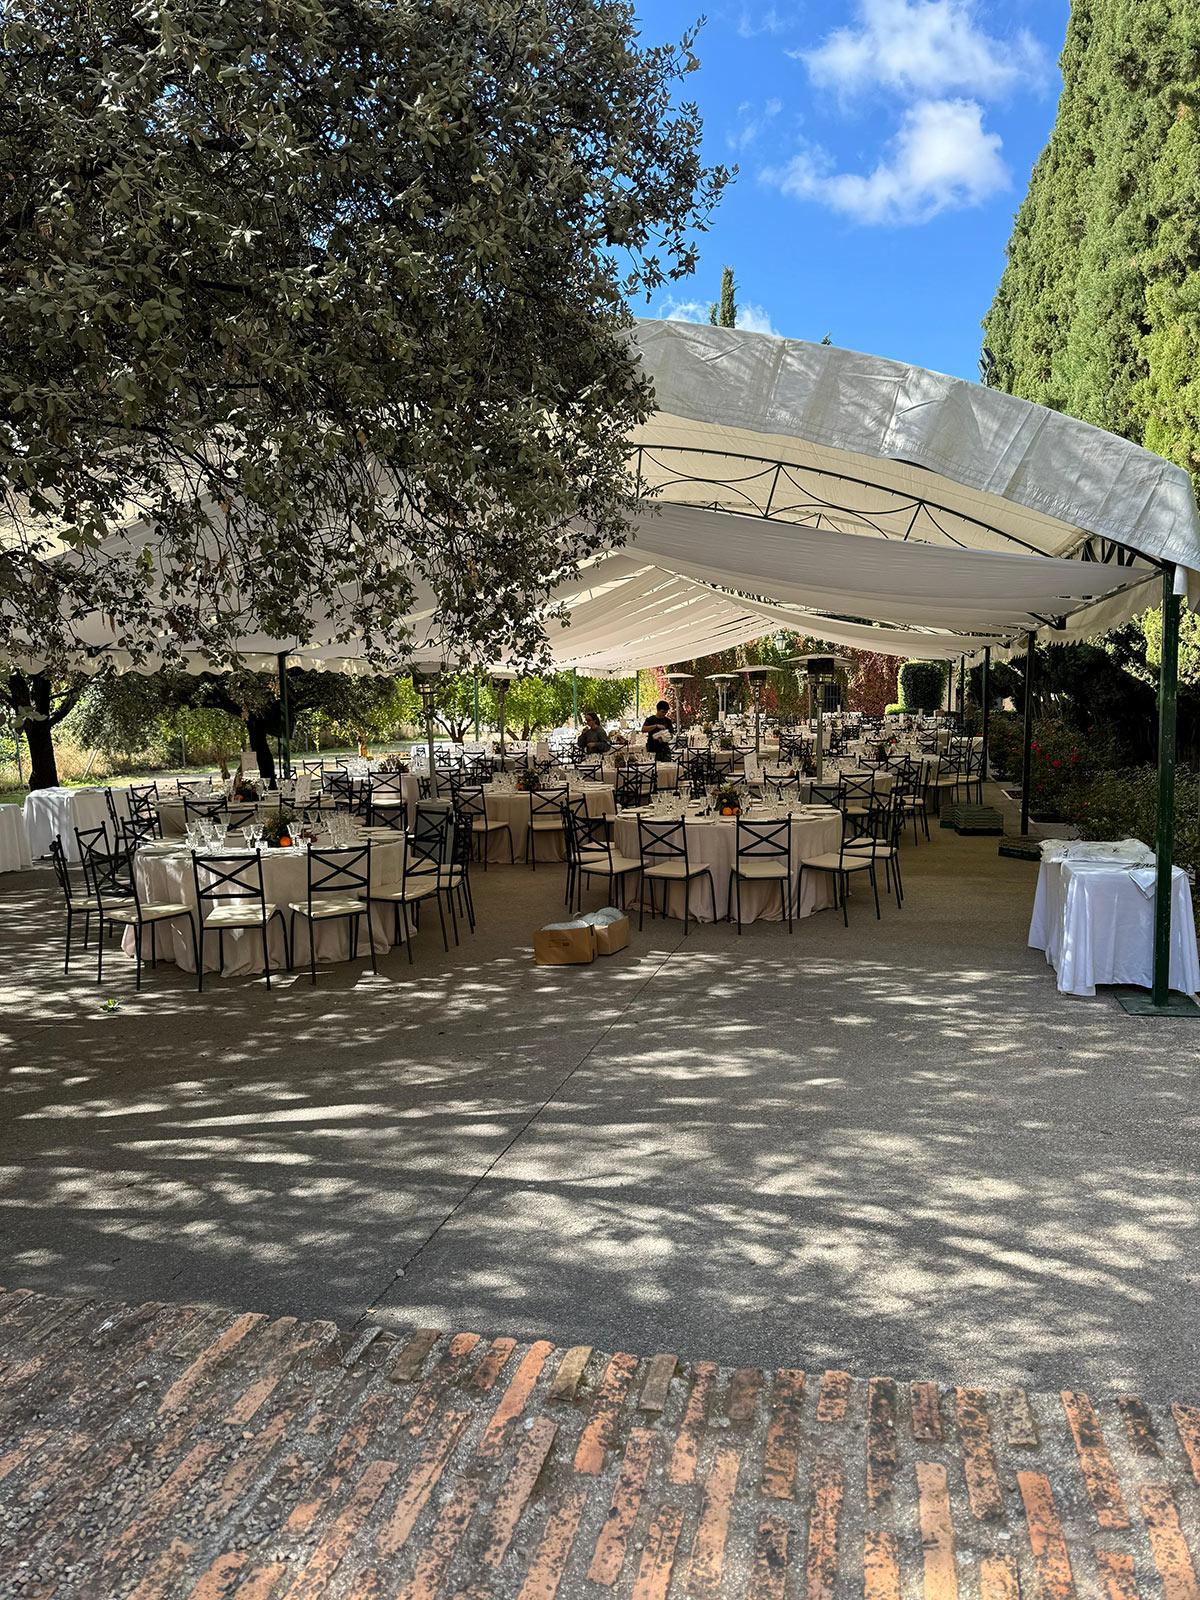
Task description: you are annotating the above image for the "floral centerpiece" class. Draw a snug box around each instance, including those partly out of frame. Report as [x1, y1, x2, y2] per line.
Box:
[232, 776, 260, 803]
[718, 734, 735, 751]
[716, 782, 743, 816]
[516, 771, 539, 792]
[260, 806, 299, 847]
[378, 752, 409, 774]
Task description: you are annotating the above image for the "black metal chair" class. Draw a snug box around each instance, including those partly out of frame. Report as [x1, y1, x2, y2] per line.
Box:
[566, 810, 640, 914]
[799, 812, 881, 927]
[635, 817, 715, 935]
[120, 812, 159, 856]
[406, 805, 460, 950]
[730, 818, 794, 934]
[845, 790, 905, 909]
[455, 783, 512, 868]
[77, 827, 196, 987]
[192, 853, 291, 990]
[525, 786, 568, 869]
[182, 795, 227, 828]
[288, 844, 375, 984]
[615, 767, 654, 810]
[50, 836, 99, 975]
[366, 797, 409, 834]
[127, 783, 161, 838]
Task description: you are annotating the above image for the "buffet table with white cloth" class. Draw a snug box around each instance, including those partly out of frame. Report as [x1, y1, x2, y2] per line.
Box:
[23, 787, 129, 861]
[612, 807, 843, 923]
[1029, 839, 1200, 997]
[0, 806, 33, 873]
[483, 782, 616, 862]
[124, 839, 407, 974]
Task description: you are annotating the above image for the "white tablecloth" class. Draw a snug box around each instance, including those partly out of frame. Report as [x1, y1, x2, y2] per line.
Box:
[612, 809, 843, 923]
[483, 784, 615, 862]
[125, 841, 407, 974]
[23, 787, 130, 861]
[1029, 849, 1200, 997]
[0, 806, 33, 873]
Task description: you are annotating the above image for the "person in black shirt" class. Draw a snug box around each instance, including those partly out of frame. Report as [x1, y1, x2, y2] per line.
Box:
[577, 710, 611, 756]
[641, 700, 676, 761]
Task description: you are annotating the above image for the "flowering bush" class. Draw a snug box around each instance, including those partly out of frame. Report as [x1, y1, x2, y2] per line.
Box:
[986, 714, 1116, 818]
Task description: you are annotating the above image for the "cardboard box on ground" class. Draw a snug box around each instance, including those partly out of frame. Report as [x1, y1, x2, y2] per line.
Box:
[533, 907, 630, 965]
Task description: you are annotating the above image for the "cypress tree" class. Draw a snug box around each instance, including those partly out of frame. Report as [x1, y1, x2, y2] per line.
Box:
[718, 265, 737, 328]
[983, 0, 1200, 668]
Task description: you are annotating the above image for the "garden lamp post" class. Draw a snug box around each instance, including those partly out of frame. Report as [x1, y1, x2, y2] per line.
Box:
[664, 672, 694, 730]
[706, 673, 738, 726]
[787, 655, 851, 782]
[737, 666, 780, 758]
[410, 657, 445, 798]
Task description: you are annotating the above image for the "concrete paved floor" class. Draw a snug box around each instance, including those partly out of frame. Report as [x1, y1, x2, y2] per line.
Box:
[1, 791, 1197, 1398]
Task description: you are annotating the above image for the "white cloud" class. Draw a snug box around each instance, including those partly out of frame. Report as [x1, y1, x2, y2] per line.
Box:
[655, 296, 711, 325]
[728, 97, 784, 155]
[737, 302, 780, 336]
[799, 0, 1045, 101]
[737, 7, 797, 39]
[654, 295, 780, 337]
[761, 97, 1008, 225]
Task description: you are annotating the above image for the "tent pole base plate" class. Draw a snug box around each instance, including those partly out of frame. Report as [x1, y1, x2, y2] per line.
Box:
[1114, 988, 1200, 1018]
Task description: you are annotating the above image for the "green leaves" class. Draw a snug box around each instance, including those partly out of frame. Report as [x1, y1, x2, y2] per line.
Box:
[1, 0, 729, 675]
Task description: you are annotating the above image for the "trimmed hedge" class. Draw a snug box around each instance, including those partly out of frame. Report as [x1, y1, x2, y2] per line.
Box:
[897, 660, 947, 714]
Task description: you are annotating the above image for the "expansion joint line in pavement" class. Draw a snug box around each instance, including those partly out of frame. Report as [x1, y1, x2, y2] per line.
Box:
[355, 927, 687, 1326]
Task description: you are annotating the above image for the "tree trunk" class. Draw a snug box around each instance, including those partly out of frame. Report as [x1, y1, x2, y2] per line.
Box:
[9, 671, 60, 789]
[245, 713, 276, 787]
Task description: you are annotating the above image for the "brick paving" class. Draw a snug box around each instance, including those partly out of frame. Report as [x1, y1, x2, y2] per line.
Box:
[2, 1290, 1200, 1598]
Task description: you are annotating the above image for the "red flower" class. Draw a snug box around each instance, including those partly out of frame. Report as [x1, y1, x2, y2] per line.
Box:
[1053, 759, 1062, 768]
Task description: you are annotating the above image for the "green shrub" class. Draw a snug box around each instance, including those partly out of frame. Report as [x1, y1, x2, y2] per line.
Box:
[884, 702, 903, 716]
[898, 660, 947, 714]
[1071, 765, 1200, 905]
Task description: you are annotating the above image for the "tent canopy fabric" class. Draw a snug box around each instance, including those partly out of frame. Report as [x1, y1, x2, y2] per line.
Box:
[11, 319, 1200, 677]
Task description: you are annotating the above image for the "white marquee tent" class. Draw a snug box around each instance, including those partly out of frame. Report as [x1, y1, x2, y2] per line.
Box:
[10, 318, 1200, 1004]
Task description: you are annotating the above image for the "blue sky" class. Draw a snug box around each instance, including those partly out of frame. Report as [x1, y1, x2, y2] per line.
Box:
[639, 0, 1071, 380]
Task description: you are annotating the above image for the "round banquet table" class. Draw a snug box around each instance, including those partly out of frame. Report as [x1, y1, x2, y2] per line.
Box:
[612, 808, 843, 924]
[23, 786, 129, 861]
[482, 782, 615, 862]
[0, 806, 33, 873]
[124, 840, 407, 974]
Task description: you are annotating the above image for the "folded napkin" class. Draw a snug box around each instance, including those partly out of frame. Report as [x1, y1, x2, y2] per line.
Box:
[1128, 867, 1159, 897]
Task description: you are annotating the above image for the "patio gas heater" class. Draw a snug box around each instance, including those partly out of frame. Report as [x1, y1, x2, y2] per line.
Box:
[706, 673, 738, 726]
[410, 657, 445, 798]
[788, 655, 850, 781]
[738, 665, 781, 758]
[663, 672, 694, 730]
[489, 670, 515, 766]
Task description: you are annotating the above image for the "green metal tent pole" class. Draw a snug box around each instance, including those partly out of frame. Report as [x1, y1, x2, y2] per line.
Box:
[472, 675, 480, 740]
[1152, 566, 1181, 1007]
[1019, 632, 1035, 837]
[981, 647, 991, 782]
[277, 652, 291, 781]
[634, 669, 640, 722]
[959, 655, 965, 719]
[571, 668, 578, 728]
